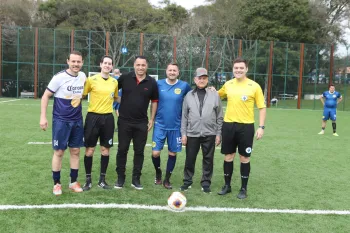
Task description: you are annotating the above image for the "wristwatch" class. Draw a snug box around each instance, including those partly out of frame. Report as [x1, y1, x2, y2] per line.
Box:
[259, 126, 265, 129]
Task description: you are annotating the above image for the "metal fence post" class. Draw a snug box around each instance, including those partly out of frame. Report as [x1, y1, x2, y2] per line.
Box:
[140, 33, 144, 56]
[267, 41, 274, 108]
[0, 25, 2, 97]
[70, 29, 75, 52]
[173, 36, 177, 62]
[239, 39, 242, 57]
[105, 31, 110, 55]
[297, 43, 305, 109]
[330, 44, 334, 85]
[206, 37, 210, 71]
[34, 28, 38, 99]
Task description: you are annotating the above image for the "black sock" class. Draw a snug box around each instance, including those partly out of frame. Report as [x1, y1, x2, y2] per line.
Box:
[84, 155, 93, 178]
[241, 162, 251, 190]
[100, 155, 109, 180]
[332, 123, 336, 133]
[322, 127, 325, 130]
[70, 169, 78, 183]
[152, 156, 161, 172]
[224, 161, 233, 186]
[52, 171, 61, 185]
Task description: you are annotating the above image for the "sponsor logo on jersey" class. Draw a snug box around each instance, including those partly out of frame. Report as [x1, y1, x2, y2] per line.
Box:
[67, 85, 84, 94]
[241, 95, 248, 101]
[174, 88, 182, 95]
[71, 98, 81, 107]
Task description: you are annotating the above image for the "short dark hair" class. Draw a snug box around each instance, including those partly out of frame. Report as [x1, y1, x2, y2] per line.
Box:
[233, 57, 248, 67]
[329, 84, 335, 87]
[100, 55, 113, 64]
[167, 62, 179, 70]
[68, 51, 83, 60]
[134, 55, 148, 63]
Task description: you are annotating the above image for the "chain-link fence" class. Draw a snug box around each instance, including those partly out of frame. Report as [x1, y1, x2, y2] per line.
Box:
[1, 25, 348, 110]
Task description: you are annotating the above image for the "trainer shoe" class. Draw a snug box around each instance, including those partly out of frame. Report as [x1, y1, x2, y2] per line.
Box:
[318, 130, 324, 135]
[98, 180, 111, 189]
[237, 188, 247, 199]
[114, 182, 124, 189]
[82, 181, 92, 191]
[114, 176, 125, 189]
[217, 185, 232, 195]
[180, 184, 191, 191]
[82, 178, 92, 191]
[201, 186, 211, 193]
[69, 181, 83, 193]
[53, 183, 62, 196]
[333, 133, 339, 136]
[131, 179, 143, 190]
[154, 169, 162, 185]
[163, 180, 172, 189]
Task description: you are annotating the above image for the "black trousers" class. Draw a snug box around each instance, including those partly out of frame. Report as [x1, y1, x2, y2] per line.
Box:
[116, 118, 148, 180]
[183, 135, 216, 187]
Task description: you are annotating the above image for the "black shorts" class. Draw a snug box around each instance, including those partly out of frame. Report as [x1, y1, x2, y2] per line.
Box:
[221, 122, 255, 157]
[84, 112, 115, 148]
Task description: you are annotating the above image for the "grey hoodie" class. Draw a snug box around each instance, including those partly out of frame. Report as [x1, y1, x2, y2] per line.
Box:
[181, 88, 223, 137]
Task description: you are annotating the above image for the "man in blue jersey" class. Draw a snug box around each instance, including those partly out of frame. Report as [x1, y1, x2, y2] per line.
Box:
[113, 69, 121, 116]
[318, 84, 342, 136]
[152, 62, 192, 189]
[40, 51, 86, 196]
[113, 69, 122, 132]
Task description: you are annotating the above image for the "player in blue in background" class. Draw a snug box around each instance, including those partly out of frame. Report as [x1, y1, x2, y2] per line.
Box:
[152, 62, 192, 189]
[113, 69, 122, 132]
[318, 84, 342, 136]
[113, 69, 121, 115]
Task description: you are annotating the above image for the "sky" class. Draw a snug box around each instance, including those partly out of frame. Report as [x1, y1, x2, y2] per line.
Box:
[149, 0, 209, 10]
[148, 0, 349, 56]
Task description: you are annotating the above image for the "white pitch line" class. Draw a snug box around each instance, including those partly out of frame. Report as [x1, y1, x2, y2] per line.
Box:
[27, 142, 221, 149]
[0, 203, 349, 215]
[0, 99, 21, 103]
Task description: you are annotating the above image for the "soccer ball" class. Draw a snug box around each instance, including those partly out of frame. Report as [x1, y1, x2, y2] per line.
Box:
[167, 191, 187, 211]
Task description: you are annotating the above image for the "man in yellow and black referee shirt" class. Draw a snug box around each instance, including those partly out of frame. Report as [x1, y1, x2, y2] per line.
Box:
[82, 55, 119, 191]
[217, 57, 266, 199]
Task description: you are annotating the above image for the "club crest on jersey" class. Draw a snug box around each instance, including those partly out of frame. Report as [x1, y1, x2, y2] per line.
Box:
[174, 88, 182, 95]
[109, 139, 113, 145]
[333, 94, 336, 98]
[241, 95, 248, 101]
[110, 93, 114, 98]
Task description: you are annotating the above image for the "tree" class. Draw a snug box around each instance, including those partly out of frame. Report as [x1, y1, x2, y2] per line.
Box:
[236, 0, 322, 43]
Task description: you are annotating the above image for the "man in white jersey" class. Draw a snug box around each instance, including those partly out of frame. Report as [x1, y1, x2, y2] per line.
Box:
[40, 51, 86, 196]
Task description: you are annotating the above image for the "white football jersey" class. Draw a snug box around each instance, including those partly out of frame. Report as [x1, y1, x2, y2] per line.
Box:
[47, 70, 86, 121]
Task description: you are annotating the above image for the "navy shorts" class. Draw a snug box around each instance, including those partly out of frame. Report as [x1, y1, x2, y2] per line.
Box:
[52, 118, 84, 150]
